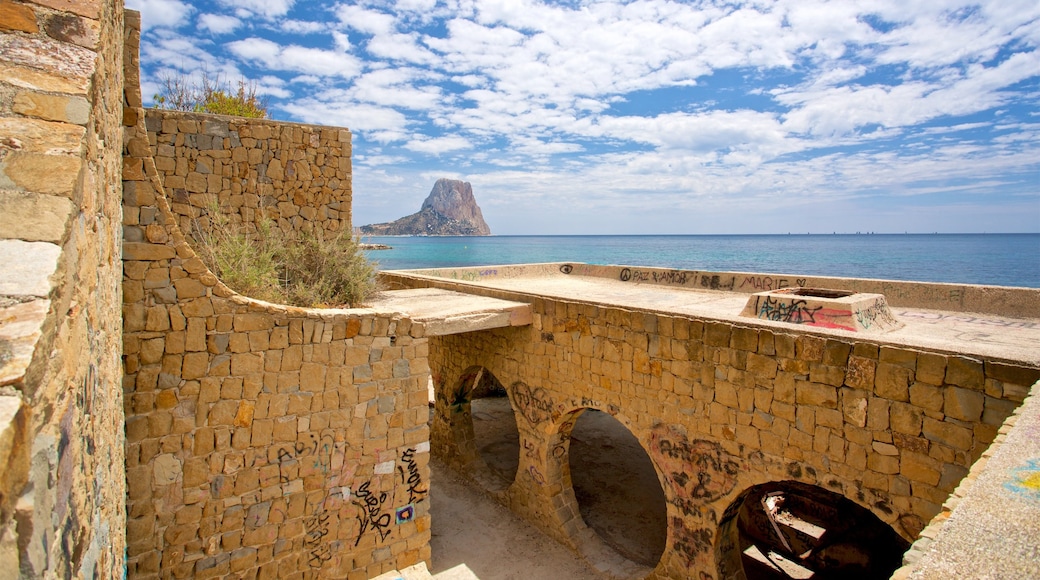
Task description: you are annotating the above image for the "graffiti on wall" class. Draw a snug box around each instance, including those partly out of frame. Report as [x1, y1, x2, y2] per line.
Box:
[618, 268, 737, 291]
[512, 381, 558, 424]
[649, 424, 742, 518]
[739, 276, 808, 291]
[350, 444, 430, 549]
[750, 296, 857, 331]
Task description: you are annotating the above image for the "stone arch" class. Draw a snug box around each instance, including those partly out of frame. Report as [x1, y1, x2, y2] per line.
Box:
[443, 366, 520, 491]
[715, 480, 910, 580]
[543, 406, 668, 578]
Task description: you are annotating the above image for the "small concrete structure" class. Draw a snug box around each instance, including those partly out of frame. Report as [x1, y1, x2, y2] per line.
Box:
[740, 287, 903, 333]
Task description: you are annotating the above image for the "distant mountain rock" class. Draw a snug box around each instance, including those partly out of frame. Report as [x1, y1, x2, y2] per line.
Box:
[360, 179, 491, 236]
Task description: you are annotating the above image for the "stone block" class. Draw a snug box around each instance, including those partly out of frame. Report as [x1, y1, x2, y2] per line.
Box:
[123, 242, 176, 261]
[231, 352, 264, 375]
[2, 189, 73, 244]
[0, 151, 81, 195]
[909, 382, 943, 412]
[0, 0, 38, 33]
[900, 451, 940, 486]
[841, 388, 868, 427]
[0, 240, 60, 296]
[922, 417, 973, 451]
[945, 356, 984, 390]
[795, 380, 837, 408]
[874, 363, 911, 402]
[13, 91, 89, 124]
[944, 386, 984, 422]
[868, 453, 900, 474]
[891, 432, 928, 454]
[29, 0, 100, 18]
[889, 402, 922, 435]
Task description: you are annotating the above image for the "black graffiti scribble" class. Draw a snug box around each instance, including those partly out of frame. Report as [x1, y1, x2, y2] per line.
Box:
[512, 381, 556, 424]
[757, 296, 822, 325]
[304, 507, 332, 568]
[353, 481, 392, 546]
[673, 518, 714, 559]
[651, 425, 741, 505]
[560, 264, 574, 274]
[398, 448, 428, 505]
[620, 268, 632, 282]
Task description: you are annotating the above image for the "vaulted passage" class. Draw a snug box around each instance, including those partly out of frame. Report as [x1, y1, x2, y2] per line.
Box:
[715, 481, 910, 580]
[448, 366, 521, 491]
[569, 409, 668, 568]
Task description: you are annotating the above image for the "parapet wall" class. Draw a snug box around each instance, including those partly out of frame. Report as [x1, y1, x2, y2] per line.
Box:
[142, 109, 352, 240]
[0, 0, 126, 576]
[121, 12, 431, 579]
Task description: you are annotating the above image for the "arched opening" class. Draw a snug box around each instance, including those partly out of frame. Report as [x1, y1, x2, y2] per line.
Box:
[715, 481, 910, 580]
[568, 409, 668, 568]
[448, 366, 520, 491]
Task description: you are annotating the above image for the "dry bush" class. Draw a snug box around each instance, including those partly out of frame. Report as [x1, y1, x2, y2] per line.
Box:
[153, 71, 268, 119]
[192, 208, 377, 307]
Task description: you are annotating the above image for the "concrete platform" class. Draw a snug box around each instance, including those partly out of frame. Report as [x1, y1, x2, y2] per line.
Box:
[368, 287, 533, 336]
[385, 263, 1040, 366]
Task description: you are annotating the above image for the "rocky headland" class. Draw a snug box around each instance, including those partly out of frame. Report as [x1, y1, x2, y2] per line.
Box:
[360, 178, 492, 236]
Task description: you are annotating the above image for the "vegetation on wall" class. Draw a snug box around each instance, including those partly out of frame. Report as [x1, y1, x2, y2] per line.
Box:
[152, 71, 269, 119]
[192, 208, 378, 307]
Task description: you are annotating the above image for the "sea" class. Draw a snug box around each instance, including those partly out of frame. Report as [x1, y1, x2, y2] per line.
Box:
[360, 234, 1040, 289]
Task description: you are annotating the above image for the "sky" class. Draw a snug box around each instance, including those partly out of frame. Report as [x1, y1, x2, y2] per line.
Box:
[126, 0, 1040, 235]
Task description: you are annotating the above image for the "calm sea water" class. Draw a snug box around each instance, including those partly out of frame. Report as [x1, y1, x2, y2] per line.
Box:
[361, 234, 1040, 288]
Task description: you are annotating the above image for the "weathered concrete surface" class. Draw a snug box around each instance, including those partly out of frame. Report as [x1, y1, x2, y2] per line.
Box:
[906, 387, 1040, 579]
[393, 264, 1040, 366]
[368, 288, 532, 336]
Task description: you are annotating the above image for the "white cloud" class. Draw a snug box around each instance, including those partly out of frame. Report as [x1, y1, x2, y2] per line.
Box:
[198, 13, 241, 35]
[404, 135, 473, 154]
[281, 100, 411, 137]
[337, 5, 397, 35]
[216, 0, 295, 19]
[126, 0, 194, 29]
[280, 20, 327, 34]
[226, 37, 363, 78]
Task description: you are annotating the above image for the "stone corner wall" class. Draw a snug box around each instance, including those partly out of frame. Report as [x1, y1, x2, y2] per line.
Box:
[0, 0, 126, 577]
[142, 107, 353, 241]
[122, 13, 431, 579]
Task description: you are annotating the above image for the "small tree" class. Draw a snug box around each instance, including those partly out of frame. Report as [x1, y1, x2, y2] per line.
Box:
[153, 71, 269, 119]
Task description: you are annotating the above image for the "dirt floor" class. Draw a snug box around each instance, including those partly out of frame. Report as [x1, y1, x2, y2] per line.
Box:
[429, 397, 669, 577]
[429, 458, 600, 579]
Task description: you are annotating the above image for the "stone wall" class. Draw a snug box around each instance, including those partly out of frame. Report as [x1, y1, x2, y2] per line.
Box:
[121, 12, 431, 579]
[142, 109, 352, 241]
[382, 270, 1040, 579]
[0, 0, 126, 576]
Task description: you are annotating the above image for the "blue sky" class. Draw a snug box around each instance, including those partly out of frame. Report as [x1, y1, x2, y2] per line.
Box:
[127, 0, 1039, 235]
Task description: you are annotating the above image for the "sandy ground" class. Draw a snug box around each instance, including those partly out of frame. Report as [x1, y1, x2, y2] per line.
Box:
[429, 458, 601, 579]
[429, 397, 668, 578]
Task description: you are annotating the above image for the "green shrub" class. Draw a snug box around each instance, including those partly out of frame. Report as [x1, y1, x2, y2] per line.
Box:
[192, 208, 377, 307]
[281, 228, 378, 308]
[153, 71, 269, 119]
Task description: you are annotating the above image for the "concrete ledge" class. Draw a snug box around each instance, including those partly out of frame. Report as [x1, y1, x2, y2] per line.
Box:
[368, 288, 532, 336]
